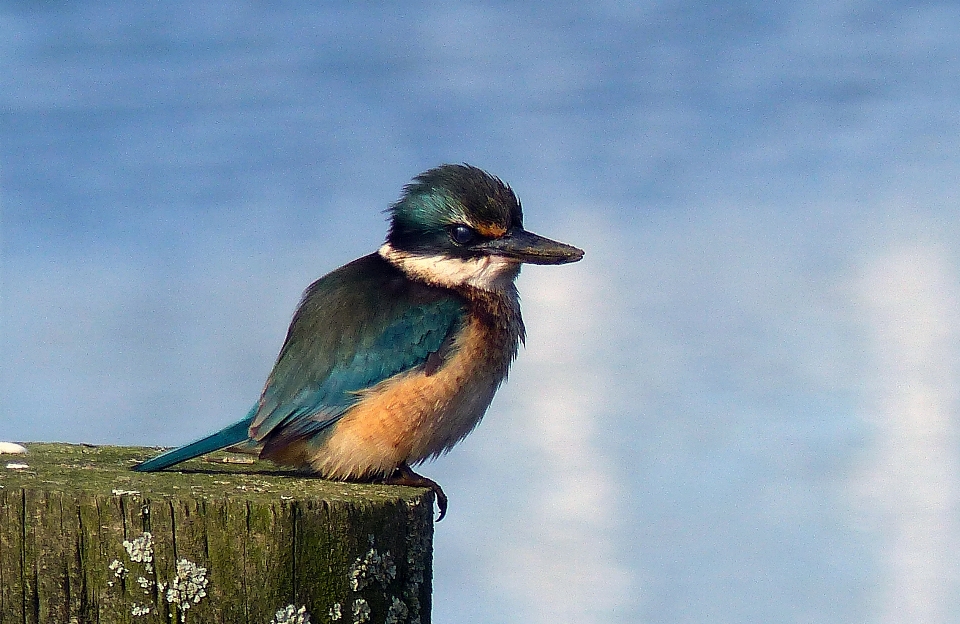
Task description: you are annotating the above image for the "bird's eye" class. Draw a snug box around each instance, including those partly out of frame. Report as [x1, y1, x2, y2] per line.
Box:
[450, 225, 477, 245]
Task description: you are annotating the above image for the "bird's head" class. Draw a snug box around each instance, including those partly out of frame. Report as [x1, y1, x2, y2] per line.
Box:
[380, 164, 584, 291]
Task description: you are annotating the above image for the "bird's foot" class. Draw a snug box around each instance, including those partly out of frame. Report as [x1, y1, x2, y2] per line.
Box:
[381, 463, 448, 521]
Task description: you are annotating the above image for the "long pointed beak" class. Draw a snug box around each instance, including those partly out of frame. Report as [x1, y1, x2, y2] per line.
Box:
[479, 227, 584, 265]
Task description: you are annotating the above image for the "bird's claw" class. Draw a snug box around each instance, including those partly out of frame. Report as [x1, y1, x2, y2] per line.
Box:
[382, 463, 448, 521]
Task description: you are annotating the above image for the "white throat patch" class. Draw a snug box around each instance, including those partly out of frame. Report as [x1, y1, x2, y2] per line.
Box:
[379, 242, 520, 291]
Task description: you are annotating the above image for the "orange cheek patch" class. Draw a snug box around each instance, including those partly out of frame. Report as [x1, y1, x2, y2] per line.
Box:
[474, 222, 508, 238]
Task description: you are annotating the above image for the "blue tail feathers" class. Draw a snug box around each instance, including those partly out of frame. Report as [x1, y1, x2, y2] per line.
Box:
[133, 416, 254, 472]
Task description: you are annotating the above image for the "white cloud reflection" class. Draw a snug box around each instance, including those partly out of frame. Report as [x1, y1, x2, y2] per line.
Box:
[852, 247, 960, 623]
[492, 239, 636, 622]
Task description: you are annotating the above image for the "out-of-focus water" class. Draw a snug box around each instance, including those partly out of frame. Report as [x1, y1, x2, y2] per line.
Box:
[3, 2, 960, 622]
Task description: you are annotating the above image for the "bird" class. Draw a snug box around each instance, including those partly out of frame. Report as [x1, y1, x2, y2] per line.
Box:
[133, 164, 584, 520]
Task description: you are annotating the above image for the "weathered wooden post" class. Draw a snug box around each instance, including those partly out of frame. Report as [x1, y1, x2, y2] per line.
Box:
[0, 443, 433, 624]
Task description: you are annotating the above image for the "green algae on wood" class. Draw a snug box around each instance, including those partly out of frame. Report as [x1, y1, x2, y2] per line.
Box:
[0, 443, 433, 624]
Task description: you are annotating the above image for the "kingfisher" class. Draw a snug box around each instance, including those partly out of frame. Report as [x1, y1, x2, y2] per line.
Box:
[134, 164, 584, 519]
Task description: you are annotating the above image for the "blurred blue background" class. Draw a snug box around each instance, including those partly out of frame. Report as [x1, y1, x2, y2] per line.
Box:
[3, 2, 960, 622]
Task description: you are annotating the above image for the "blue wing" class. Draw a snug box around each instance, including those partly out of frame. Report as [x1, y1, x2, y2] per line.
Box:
[249, 253, 466, 448]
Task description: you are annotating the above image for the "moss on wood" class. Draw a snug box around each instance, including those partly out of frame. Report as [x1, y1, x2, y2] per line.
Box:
[0, 443, 433, 624]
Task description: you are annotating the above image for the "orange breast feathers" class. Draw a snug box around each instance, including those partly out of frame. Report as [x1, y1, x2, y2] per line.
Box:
[301, 300, 521, 480]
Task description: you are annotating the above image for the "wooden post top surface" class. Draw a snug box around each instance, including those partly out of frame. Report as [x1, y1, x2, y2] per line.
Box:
[0, 442, 430, 505]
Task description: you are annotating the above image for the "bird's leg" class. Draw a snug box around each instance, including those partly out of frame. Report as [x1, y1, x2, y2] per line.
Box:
[382, 463, 448, 521]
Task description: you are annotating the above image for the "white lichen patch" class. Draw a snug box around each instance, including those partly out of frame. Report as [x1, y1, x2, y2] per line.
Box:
[221, 455, 255, 464]
[351, 598, 371, 624]
[108, 559, 128, 587]
[5, 462, 29, 470]
[348, 538, 396, 592]
[329, 603, 342, 621]
[270, 604, 312, 624]
[123, 531, 154, 572]
[339, 534, 421, 623]
[385, 597, 409, 624]
[166, 558, 209, 622]
[112, 488, 141, 496]
[107, 530, 209, 622]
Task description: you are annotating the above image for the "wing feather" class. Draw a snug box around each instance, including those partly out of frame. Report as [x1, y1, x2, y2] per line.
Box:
[248, 253, 465, 445]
